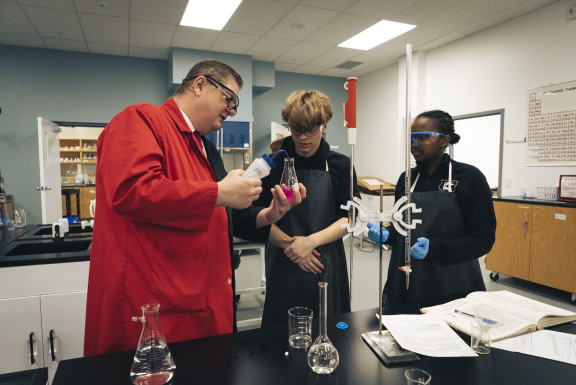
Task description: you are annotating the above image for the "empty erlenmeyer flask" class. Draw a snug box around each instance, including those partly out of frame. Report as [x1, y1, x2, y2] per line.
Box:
[307, 282, 339, 374]
[280, 158, 298, 201]
[130, 303, 176, 385]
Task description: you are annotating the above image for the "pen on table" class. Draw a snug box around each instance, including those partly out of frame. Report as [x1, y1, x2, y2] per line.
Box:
[454, 309, 497, 325]
[454, 309, 475, 318]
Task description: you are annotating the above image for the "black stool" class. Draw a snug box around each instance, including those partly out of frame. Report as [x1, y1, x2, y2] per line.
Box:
[61, 188, 80, 217]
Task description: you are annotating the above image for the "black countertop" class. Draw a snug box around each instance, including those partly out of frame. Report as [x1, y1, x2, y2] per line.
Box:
[53, 307, 576, 385]
[496, 196, 576, 208]
[0, 225, 92, 267]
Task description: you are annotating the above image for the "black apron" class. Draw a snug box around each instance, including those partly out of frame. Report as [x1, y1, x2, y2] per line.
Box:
[261, 163, 351, 327]
[383, 164, 485, 307]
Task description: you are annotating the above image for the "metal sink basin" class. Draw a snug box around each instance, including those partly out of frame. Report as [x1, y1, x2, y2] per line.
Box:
[3, 239, 92, 256]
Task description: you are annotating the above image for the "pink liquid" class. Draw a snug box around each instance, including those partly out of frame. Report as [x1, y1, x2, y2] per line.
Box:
[283, 188, 294, 201]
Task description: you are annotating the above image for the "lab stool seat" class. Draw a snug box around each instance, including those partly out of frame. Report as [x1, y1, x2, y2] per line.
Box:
[61, 188, 80, 217]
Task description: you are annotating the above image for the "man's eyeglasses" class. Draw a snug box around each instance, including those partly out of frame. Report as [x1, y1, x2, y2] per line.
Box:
[289, 124, 323, 137]
[411, 131, 445, 145]
[184, 75, 240, 116]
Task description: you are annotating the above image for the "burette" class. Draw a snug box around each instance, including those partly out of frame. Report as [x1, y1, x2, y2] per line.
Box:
[341, 46, 421, 295]
[402, 44, 413, 289]
[344, 77, 357, 299]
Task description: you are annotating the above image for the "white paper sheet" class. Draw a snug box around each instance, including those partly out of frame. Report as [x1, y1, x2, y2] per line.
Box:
[492, 330, 576, 365]
[378, 313, 478, 357]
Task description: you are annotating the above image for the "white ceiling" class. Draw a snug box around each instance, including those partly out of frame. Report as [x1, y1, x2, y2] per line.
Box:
[0, 0, 558, 77]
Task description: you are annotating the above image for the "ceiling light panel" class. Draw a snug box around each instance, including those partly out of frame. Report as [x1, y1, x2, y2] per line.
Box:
[180, 0, 243, 30]
[338, 20, 416, 50]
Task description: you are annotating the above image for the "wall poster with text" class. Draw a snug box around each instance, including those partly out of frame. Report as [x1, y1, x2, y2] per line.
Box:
[526, 80, 576, 166]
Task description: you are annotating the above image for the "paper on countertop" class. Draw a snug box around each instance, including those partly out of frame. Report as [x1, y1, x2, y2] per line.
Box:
[492, 329, 576, 365]
[378, 313, 477, 357]
[362, 178, 383, 186]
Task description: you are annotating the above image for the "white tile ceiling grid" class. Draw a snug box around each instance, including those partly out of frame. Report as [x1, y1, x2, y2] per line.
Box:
[0, 0, 558, 77]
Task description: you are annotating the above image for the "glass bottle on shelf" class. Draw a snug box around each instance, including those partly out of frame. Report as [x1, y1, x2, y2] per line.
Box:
[130, 303, 176, 385]
[280, 158, 298, 201]
[307, 282, 339, 374]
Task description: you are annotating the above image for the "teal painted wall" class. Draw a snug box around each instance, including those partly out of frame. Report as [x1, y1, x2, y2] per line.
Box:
[0, 44, 347, 224]
[252, 71, 349, 159]
[0, 45, 168, 224]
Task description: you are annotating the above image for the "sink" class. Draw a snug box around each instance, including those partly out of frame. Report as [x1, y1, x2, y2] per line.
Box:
[31, 225, 92, 236]
[3, 239, 92, 256]
[15, 224, 93, 240]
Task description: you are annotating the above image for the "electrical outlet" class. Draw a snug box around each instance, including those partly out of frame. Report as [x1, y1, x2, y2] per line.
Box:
[505, 177, 513, 188]
[569, 4, 576, 19]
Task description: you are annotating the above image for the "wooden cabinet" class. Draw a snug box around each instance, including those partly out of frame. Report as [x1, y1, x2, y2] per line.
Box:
[79, 187, 96, 219]
[486, 200, 576, 297]
[0, 262, 89, 382]
[61, 186, 95, 220]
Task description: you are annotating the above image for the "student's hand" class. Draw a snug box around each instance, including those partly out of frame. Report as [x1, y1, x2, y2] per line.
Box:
[296, 252, 324, 275]
[216, 169, 262, 209]
[260, 183, 307, 225]
[283, 235, 318, 264]
[410, 237, 429, 259]
[367, 222, 389, 244]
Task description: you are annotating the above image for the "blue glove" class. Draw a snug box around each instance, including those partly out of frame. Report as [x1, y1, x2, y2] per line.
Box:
[410, 237, 429, 259]
[1, 214, 9, 226]
[367, 222, 389, 244]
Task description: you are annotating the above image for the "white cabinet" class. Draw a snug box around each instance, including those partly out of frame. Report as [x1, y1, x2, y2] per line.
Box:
[0, 296, 45, 373]
[41, 291, 87, 384]
[0, 262, 89, 383]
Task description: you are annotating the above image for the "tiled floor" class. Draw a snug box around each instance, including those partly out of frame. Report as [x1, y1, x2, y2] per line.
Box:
[235, 238, 576, 330]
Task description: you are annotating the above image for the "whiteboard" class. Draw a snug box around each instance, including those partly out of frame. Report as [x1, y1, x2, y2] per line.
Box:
[452, 113, 502, 190]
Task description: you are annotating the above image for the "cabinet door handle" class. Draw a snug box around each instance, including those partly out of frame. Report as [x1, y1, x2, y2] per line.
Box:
[49, 329, 56, 361]
[29, 332, 36, 365]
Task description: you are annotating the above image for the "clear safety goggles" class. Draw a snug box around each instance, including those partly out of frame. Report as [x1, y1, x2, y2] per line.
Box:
[289, 124, 323, 137]
[411, 131, 445, 145]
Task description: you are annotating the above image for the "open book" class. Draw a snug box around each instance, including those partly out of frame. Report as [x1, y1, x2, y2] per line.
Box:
[420, 290, 576, 342]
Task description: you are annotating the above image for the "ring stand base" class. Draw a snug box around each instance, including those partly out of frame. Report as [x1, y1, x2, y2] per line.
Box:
[361, 331, 419, 366]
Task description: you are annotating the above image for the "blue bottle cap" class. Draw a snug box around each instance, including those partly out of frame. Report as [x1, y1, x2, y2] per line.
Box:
[336, 322, 348, 329]
[261, 154, 276, 169]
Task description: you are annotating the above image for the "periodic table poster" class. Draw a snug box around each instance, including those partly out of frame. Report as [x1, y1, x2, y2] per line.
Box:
[526, 80, 576, 166]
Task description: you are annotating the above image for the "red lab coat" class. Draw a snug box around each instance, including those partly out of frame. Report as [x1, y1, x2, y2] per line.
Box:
[84, 98, 233, 356]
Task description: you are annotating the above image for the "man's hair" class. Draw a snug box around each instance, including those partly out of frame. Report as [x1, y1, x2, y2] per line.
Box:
[281, 90, 333, 132]
[173, 59, 243, 96]
[416, 109, 461, 145]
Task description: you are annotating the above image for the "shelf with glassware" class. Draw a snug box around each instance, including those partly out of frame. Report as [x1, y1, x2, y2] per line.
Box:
[60, 139, 98, 185]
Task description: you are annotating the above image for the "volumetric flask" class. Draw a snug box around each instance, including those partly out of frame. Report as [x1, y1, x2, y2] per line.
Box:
[130, 303, 176, 385]
[307, 282, 339, 374]
[280, 158, 298, 201]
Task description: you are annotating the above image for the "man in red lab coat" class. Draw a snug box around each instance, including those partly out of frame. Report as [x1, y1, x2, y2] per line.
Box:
[84, 60, 305, 356]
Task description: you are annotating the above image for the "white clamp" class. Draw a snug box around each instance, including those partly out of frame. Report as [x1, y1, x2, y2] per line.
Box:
[341, 196, 422, 237]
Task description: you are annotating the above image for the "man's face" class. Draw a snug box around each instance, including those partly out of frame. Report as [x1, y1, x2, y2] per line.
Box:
[197, 75, 240, 135]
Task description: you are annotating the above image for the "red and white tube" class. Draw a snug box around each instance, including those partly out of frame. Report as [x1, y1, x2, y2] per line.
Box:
[344, 77, 357, 145]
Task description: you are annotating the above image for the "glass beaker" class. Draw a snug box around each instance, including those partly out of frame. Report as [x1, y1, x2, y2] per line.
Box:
[307, 282, 339, 374]
[130, 303, 176, 385]
[280, 158, 298, 201]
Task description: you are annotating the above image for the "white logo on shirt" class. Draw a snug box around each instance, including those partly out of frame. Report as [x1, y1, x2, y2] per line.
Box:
[440, 179, 458, 191]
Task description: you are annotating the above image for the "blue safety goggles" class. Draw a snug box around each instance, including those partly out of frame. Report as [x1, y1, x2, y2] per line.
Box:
[411, 131, 445, 145]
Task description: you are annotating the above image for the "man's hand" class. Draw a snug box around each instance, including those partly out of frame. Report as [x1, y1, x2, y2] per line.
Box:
[216, 169, 262, 209]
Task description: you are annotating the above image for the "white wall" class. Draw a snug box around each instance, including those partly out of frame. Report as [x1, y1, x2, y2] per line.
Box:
[357, 0, 576, 197]
[356, 63, 400, 184]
